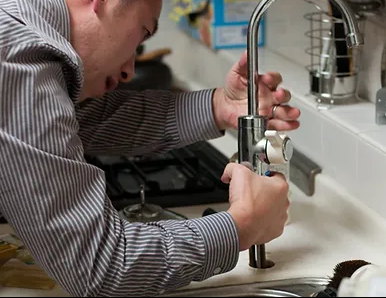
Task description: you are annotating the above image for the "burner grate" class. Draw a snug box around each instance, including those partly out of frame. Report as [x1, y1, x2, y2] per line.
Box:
[84, 141, 231, 210]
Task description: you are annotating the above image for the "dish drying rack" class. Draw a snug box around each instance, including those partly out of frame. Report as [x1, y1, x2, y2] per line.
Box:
[303, 0, 367, 105]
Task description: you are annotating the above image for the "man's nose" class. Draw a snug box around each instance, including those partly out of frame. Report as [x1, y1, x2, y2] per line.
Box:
[120, 56, 135, 83]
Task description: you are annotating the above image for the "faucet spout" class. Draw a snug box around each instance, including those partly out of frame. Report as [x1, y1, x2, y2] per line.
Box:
[247, 0, 364, 116]
[241, 0, 364, 270]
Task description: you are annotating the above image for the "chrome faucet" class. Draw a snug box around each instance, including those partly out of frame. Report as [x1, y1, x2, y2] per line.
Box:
[239, 0, 364, 269]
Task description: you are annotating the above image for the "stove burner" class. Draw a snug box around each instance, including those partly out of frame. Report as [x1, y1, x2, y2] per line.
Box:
[85, 141, 230, 211]
[121, 185, 188, 223]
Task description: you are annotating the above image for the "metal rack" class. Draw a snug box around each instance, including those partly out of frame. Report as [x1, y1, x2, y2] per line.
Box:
[303, 1, 365, 105]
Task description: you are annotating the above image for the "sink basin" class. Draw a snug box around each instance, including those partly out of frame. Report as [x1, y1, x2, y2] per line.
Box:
[162, 277, 329, 297]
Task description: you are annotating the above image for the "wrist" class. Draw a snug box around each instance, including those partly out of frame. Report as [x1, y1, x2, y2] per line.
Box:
[212, 88, 227, 131]
[227, 208, 252, 251]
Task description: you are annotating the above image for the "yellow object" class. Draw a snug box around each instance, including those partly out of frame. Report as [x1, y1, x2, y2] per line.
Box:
[0, 259, 56, 290]
[0, 234, 56, 290]
[0, 242, 18, 268]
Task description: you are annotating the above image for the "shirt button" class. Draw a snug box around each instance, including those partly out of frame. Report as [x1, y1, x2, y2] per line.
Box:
[214, 267, 222, 275]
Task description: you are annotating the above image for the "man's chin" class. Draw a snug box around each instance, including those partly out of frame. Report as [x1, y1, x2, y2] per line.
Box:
[78, 88, 106, 101]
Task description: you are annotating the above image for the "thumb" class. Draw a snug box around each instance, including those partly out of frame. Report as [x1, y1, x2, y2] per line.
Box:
[232, 50, 247, 77]
[221, 163, 238, 184]
[221, 162, 253, 183]
[232, 50, 262, 84]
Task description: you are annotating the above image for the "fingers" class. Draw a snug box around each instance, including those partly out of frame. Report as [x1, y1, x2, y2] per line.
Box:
[268, 119, 300, 131]
[269, 171, 287, 181]
[271, 105, 301, 121]
[269, 172, 289, 194]
[259, 72, 283, 90]
[273, 88, 291, 104]
[221, 162, 250, 184]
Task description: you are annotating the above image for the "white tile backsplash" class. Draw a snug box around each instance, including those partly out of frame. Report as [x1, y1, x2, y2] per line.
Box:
[321, 114, 359, 190]
[287, 100, 324, 164]
[356, 139, 386, 218]
[327, 101, 380, 134]
[359, 127, 386, 153]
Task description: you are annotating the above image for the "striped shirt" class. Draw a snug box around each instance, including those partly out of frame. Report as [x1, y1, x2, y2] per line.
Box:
[0, 0, 239, 296]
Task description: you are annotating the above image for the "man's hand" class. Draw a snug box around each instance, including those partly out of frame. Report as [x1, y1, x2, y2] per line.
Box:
[222, 163, 289, 251]
[212, 50, 301, 132]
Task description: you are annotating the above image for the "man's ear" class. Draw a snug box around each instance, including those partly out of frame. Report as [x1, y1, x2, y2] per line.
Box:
[92, 0, 104, 13]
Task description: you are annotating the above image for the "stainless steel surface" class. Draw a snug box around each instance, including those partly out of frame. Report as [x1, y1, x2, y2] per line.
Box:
[304, 0, 365, 105]
[282, 138, 293, 162]
[238, 116, 268, 172]
[382, 41, 386, 88]
[246, 0, 274, 115]
[375, 43, 386, 125]
[241, 0, 362, 270]
[289, 149, 322, 196]
[140, 184, 146, 205]
[308, 70, 359, 105]
[375, 88, 386, 125]
[238, 116, 271, 268]
[162, 277, 329, 297]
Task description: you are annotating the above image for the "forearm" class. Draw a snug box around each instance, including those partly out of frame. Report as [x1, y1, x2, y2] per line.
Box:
[0, 136, 239, 296]
[75, 89, 224, 156]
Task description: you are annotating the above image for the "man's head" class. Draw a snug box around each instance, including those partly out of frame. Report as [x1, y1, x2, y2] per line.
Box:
[65, 0, 162, 99]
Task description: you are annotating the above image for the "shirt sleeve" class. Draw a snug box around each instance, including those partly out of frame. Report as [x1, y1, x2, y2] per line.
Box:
[75, 88, 225, 157]
[0, 46, 239, 297]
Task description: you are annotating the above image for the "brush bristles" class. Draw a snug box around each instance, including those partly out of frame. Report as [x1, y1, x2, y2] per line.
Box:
[327, 259, 371, 290]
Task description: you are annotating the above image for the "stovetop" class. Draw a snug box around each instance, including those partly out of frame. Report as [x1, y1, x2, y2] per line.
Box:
[0, 141, 229, 225]
[85, 141, 230, 212]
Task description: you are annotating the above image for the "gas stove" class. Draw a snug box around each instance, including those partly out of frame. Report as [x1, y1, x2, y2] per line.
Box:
[84, 141, 230, 212]
[0, 141, 229, 225]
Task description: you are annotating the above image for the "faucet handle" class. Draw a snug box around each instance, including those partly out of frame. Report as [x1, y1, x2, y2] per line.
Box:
[265, 130, 294, 164]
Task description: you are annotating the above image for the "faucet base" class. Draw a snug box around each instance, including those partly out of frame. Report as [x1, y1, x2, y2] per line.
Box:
[249, 244, 275, 269]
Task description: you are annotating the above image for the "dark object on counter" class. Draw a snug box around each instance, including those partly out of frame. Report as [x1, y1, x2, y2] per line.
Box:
[116, 45, 174, 91]
[202, 207, 218, 217]
[314, 259, 370, 297]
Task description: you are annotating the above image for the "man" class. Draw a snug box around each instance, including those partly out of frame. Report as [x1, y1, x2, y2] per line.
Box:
[0, 0, 301, 296]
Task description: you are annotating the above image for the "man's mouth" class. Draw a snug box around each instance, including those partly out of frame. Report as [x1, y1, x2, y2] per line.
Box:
[105, 77, 118, 92]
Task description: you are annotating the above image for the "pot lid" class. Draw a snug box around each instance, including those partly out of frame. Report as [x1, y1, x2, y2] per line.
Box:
[123, 185, 162, 220]
[122, 185, 187, 222]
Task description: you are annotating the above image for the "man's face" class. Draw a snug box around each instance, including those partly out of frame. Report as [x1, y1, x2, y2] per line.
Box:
[67, 0, 162, 99]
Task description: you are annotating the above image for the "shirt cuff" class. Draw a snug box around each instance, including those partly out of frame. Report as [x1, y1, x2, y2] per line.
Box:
[175, 89, 225, 147]
[190, 211, 240, 281]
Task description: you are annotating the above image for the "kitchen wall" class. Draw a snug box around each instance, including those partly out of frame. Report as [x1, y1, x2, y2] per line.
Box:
[145, 1, 386, 219]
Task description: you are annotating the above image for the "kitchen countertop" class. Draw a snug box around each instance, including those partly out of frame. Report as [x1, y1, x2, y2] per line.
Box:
[1, 131, 386, 297]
